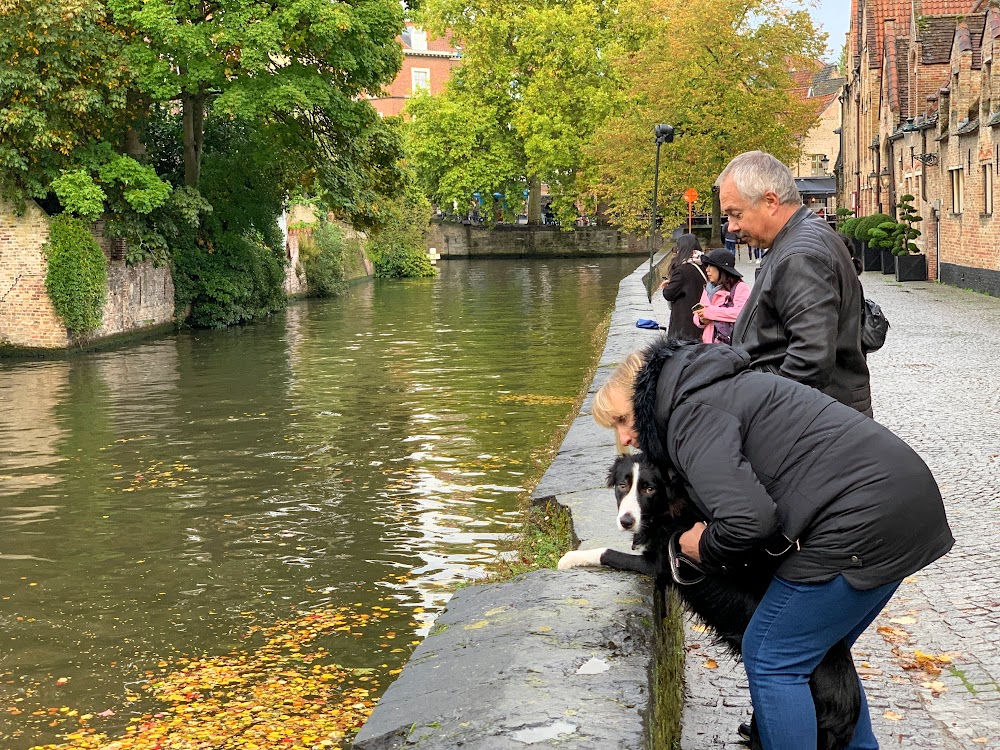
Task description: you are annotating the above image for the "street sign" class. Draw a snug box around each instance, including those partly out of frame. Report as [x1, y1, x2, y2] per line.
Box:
[683, 188, 699, 203]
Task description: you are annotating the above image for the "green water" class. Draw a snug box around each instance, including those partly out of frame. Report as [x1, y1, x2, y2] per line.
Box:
[0, 257, 637, 748]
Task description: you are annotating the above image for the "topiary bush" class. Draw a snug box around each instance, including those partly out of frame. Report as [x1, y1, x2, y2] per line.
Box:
[840, 217, 859, 239]
[853, 213, 892, 244]
[892, 194, 923, 255]
[299, 221, 347, 297]
[43, 215, 108, 333]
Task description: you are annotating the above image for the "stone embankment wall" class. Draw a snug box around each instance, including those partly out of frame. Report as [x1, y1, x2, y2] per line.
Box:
[427, 221, 653, 259]
[284, 207, 373, 296]
[0, 198, 174, 352]
[354, 259, 679, 750]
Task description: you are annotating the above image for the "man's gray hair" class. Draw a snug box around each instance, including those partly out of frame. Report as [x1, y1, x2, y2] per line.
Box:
[716, 151, 801, 205]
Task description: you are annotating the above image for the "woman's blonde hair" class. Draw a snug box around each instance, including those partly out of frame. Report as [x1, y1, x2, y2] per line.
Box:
[591, 351, 645, 429]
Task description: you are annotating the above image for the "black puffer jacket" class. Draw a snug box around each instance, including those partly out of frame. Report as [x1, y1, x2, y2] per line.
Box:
[732, 206, 871, 415]
[632, 339, 954, 590]
[662, 261, 707, 340]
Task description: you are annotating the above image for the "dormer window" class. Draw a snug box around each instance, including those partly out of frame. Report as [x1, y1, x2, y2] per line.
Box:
[410, 27, 428, 51]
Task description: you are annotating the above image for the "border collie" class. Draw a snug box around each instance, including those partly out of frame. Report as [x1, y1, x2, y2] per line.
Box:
[558, 453, 860, 750]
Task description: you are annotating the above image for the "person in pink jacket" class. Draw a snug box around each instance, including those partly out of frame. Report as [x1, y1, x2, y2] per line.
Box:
[693, 249, 750, 345]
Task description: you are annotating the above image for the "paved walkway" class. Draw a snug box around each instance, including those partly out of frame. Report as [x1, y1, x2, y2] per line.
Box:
[653, 256, 1000, 749]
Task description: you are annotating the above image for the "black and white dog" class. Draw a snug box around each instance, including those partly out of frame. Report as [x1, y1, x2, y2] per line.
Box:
[558, 453, 860, 750]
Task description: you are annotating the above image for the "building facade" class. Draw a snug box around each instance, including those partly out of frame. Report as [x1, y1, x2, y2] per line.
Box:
[370, 26, 461, 118]
[840, 0, 1000, 294]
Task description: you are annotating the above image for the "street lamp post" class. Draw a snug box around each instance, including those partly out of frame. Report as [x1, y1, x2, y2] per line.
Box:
[647, 123, 675, 301]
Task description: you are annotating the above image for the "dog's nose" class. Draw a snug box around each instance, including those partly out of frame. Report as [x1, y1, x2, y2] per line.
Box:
[619, 512, 635, 531]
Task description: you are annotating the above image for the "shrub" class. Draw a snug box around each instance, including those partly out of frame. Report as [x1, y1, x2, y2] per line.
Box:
[867, 220, 900, 252]
[172, 231, 287, 328]
[853, 213, 892, 244]
[43, 215, 108, 333]
[299, 222, 347, 297]
[366, 188, 436, 279]
[840, 217, 859, 239]
[893, 194, 923, 255]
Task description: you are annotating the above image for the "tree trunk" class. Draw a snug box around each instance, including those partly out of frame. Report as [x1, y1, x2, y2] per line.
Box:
[711, 185, 722, 248]
[183, 93, 206, 188]
[595, 199, 610, 227]
[527, 177, 542, 225]
[124, 89, 147, 159]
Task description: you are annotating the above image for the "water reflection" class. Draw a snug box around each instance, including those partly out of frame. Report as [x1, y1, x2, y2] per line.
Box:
[0, 257, 637, 748]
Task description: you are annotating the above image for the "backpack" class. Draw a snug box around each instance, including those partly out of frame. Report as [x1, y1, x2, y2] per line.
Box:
[861, 298, 890, 353]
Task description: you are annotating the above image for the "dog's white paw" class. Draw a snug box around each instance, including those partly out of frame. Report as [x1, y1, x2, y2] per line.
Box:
[557, 548, 606, 570]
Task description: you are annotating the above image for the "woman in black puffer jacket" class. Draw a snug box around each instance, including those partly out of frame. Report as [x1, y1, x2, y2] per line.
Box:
[657, 234, 707, 340]
[592, 338, 954, 750]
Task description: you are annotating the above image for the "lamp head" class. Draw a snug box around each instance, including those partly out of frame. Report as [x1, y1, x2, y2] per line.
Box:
[654, 124, 674, 144]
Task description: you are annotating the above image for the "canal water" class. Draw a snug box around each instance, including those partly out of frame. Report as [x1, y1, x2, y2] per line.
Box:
[0, 256, 638, 749]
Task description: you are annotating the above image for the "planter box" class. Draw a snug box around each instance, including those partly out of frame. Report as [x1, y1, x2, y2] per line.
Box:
[895, 254, 927, 282]
[880, 249, 895, 274]
[851, 237, 863, 261]
[862, 242, 881, 271]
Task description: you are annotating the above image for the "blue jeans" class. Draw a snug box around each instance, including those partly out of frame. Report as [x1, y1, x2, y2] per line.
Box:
[742, 575, 900, 750]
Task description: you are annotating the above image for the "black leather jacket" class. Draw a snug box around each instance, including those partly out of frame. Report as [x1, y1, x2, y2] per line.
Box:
[732, 206, 872, 416]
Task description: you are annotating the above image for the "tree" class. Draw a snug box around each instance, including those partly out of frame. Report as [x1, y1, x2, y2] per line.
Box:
[0, 0, 131, 204]
[106, 0, 406, 191]
[587, 0, 826, 233]
[411, 0, 622, 225]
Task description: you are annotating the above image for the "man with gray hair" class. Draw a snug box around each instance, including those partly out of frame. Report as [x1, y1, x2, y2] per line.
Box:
[718, 150, 871, 416]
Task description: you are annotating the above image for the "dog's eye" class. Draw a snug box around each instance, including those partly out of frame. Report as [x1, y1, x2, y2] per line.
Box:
[643, 486, 656, 495]
[617, 482, 628, 491]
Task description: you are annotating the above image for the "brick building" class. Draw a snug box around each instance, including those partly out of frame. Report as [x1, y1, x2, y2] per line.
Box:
[790, 61, 847, 216]
[370, 26, 461, 118]
[840, 0, 1000, 294]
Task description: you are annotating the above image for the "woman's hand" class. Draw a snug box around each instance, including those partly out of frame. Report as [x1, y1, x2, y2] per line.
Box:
[696, 310, 708, 324]
[679, 522, 706, 562]
[658, 279, 669, 290]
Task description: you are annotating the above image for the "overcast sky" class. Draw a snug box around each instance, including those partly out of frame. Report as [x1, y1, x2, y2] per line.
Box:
[810, 0, 851, 63]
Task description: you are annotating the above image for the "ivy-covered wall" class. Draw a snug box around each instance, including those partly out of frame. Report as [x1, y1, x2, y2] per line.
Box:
[0, 198, 175, 352]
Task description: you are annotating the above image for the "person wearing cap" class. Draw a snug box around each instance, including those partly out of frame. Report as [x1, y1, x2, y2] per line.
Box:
[716, 151, 871, 416]
[692, 248, 749, 345]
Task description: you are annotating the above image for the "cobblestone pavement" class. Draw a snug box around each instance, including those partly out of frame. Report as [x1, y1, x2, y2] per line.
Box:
[652, 255, 1000, 749]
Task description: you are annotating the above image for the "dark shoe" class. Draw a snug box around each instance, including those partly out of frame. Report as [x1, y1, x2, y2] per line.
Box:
[737, 722, 752, 742]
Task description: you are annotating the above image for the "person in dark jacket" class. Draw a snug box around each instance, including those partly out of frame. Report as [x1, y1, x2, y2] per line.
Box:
[717, 151, 872, 416]
[657, 233, 707, 340]
[591, 339, 954, 750]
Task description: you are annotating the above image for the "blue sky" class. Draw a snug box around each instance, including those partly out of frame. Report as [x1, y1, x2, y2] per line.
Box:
[809, 0, 851, 63]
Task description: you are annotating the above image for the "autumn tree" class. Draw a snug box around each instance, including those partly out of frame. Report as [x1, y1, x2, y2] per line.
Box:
[588, 0, 826, 233]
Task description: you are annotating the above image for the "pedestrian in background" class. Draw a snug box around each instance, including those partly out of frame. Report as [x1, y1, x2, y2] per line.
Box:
[693, 249, 749, 345]
[717, 151, 871, 416]
[657, 233, 707, 340]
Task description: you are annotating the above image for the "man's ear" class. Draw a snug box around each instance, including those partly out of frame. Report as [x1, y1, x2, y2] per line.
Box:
[763, 190, 781, 214]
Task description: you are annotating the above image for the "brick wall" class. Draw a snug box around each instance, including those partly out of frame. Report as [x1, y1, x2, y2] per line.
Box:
[1, 198, 176, 351]
[427, 222, 647, 258]
[0, 199, 67, 348]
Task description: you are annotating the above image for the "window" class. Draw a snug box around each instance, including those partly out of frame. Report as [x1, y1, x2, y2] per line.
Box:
[410, 27, 428, 51]
[810, 154, 826, 176]
[985, 164, 994, 215]
[411, 68, 430, 93]
[950, 168, 964, 214]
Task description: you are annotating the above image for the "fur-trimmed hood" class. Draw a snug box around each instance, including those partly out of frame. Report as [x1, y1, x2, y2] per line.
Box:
[632, 338, 751, 466]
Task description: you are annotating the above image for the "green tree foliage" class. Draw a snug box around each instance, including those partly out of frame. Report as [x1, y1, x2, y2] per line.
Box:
[411, 0, 621, 225]
[43, 215, 108, 333]
[853, 213, 892, 245]
[840, 217, 860, 239]
[366, 186, 436, 279]
[172, 231, 287, 328]
[106, 0, 405, 195]
[0, 0, 130, 203]
[588, 0, 826, 233]
[300, 222, 348, 297]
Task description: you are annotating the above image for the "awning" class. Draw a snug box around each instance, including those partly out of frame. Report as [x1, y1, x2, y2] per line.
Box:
[795, 177, 837, 197]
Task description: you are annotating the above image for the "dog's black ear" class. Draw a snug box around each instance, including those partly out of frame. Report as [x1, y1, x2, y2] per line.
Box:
[607, 454, 627, 488]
